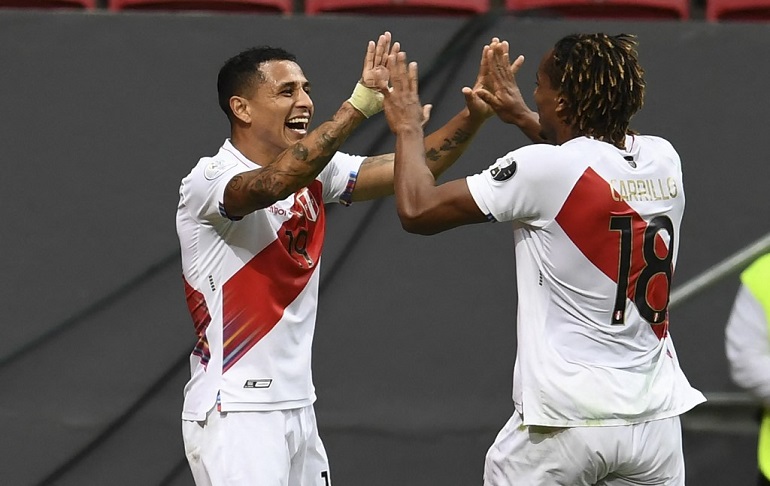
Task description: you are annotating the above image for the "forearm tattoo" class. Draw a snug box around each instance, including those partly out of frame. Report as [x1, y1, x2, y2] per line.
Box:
[426, 128, 472, 161]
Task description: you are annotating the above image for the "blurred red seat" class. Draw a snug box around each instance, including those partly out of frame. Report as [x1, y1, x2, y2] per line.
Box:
[305, 0, 488, 16]
[506, 0, 688, 19]
[110, 0, 291, 13]
[0, 0, 94, 8]
[706, 0, 770, 21]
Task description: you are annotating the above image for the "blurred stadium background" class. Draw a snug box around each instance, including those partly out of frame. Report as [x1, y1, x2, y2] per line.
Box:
[1, 1, 769, 484]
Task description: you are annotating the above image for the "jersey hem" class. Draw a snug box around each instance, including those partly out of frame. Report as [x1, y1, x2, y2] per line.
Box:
[519, 398, 706, 428]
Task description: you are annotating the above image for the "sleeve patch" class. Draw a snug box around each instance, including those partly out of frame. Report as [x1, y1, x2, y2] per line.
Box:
[490, 157, 517, 181]
[205, 159, 238, 180]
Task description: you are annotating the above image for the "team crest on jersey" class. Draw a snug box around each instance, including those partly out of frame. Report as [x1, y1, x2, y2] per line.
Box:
[294, 188, 320, 222]
[204, 159, 237, 180]
[490, 156, 517, 181]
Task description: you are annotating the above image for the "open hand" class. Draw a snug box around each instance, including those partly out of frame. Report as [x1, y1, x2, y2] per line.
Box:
[382, 51, 427, 134]
[460, 39, 500, 121]
[361, 31, 399, 92]
[473, 39, 530, 125]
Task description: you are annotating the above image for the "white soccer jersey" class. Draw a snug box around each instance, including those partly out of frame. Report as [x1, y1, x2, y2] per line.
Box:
[176, 139, 364, 421]
[466, 135, 705, 427]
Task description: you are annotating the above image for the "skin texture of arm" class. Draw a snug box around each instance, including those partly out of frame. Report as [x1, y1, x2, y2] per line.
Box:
[383, 51, 489, 235]
[225, 103, 366, 217]
[351, 107, 485, 202]
[352, 39, 500, 203]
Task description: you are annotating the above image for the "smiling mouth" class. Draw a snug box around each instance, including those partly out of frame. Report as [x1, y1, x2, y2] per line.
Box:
[286, 116, 309, 135]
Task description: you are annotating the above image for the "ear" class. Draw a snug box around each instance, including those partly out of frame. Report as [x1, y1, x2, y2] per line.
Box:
[555, 96, 566, 111]
[555, 96, 569, 121]
[230, 96, 251, 124]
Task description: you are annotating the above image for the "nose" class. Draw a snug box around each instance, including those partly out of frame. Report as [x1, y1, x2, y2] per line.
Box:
[297, 89, 313, 110]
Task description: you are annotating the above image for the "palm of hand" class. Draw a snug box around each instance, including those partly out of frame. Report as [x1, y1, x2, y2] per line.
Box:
[362, 66, 390, 91]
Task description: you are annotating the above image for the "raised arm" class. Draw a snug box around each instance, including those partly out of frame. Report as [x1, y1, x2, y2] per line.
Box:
[224, 32, 394, 218]
[383, 51, 488, 235]
[351, 40, 498, 202]
[475, 40, 545, 144]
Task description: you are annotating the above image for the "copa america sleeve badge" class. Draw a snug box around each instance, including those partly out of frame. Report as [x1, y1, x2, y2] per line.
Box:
[490, 157, 517, 181]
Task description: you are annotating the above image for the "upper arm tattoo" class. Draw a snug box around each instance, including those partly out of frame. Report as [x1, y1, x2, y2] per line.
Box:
[228, 174, 244, 190]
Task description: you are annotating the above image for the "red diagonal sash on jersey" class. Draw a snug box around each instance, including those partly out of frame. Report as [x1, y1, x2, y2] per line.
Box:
[184, 278, 212, 368]
[555, 167, 670, 339]
[222, 181, 325, 372]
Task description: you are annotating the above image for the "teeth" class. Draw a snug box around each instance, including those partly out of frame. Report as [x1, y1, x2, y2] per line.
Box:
[287, 117, 309, 124]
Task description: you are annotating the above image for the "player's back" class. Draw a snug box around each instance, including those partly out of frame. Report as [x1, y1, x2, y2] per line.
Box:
[502, 135, 704, 426]
[544, 135, 683, 366]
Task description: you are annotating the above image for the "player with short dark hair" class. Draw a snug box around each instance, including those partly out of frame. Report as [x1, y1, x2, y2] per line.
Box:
[216, 46, 298, 122]
[176, 32, 496, 486]
[381, 34, 705, 485]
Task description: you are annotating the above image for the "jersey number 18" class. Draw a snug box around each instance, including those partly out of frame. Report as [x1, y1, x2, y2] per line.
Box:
[610, 215, 674, 325]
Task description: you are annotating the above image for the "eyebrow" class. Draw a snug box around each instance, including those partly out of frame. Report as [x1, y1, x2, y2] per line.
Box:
[276, 80, 311, 91]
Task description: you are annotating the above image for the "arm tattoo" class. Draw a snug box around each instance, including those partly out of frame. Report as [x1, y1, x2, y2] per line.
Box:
[451, 129, 471, 145]
[430, 129, 472, 159]
[228, 174, 244, 190]
[292, 143, 309, 161]
[425, 148, 441, 161]
[315, 131, 339, 153]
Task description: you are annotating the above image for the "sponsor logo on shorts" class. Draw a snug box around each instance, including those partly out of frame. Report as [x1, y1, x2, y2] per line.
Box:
[244, 379, 272, 388]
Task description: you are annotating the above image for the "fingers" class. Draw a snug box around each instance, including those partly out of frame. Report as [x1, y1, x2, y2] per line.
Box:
[421, 103, 432, 127]
[363, 40, 375, 73]
[510, 54, 525, 75]
[474, 88, 495, 105]
[384, 41, 400, 68]
[391, 41, 401, 55]
[388, 51, 409, 91]
[364, 31, 391, 72]
[408, 59, 418, 93]
[373, 31, 391, 68]
[477, 43, 490, 82]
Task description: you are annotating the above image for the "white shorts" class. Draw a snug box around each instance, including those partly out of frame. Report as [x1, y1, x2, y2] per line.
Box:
[484, 412, 685, 486]
[182, 405, 331, 486]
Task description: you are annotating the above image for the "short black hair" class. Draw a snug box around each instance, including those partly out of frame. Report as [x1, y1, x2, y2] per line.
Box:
[217, 46, 298, 122]
[545, 33, 645, 149]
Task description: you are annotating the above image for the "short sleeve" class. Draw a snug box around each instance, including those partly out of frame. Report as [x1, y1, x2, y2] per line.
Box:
[318, 151, 365, 205]
[180, 157, 251, 222]
[465, 144, 574, 226]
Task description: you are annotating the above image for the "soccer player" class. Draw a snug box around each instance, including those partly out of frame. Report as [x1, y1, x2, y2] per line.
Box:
[175, 32, 495, 485]
[381, 34, 706, 485]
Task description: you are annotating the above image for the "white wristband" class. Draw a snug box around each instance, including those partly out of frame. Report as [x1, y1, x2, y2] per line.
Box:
[347, 82, 384, 118]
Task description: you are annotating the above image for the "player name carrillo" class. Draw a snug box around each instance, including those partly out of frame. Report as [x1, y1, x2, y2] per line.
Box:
[609, 177, 678, 202]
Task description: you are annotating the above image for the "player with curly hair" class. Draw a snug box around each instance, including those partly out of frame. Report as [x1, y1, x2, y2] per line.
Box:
[381, 33, 706, 485]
